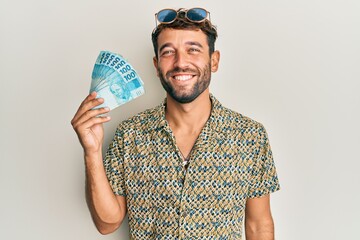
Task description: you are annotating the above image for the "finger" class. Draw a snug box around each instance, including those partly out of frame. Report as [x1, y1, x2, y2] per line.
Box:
[78, 92, 99, 113]
[73, 107, 110, 129]
[79, 92, 97, 109]
[79, 114, 111, 130]
[72, 97, 105, 124]
[71, 92, 97, 124]
[76, 99, 107, 123]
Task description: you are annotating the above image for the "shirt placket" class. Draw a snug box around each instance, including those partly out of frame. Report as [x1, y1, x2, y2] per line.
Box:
[160, 125, 188, 239]
[160, 106, 216, 239]
[162, 124, 192, 239]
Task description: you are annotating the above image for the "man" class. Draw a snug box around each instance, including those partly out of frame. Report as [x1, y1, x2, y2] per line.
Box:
[71, 8, 280, 240]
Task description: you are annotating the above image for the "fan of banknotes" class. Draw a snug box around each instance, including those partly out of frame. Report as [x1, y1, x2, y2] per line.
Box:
[90, 51, 145, 110]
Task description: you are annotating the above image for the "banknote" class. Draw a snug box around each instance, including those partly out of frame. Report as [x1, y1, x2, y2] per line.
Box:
[90, 51, 145, 110]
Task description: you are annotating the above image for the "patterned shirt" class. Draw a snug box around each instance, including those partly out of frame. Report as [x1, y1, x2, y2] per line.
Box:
[103, 94, 280, 239]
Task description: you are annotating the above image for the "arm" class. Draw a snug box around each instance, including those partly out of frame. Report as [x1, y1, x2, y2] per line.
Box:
[71, 92, 127, 234]
[245, 194, 275, 240]
[85, 152, 127, 234]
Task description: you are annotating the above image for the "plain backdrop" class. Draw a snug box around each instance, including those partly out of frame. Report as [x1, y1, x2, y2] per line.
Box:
[1, 0, 359, 239]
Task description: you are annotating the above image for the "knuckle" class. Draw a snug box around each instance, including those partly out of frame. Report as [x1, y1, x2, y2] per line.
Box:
[72, 123, 78, 130]
[98, 107, 107, 113]
[87, 99, 97, 108]
[71, 120, 76, 127]
[86, 109, 95, 117]
[79, 100, 86, 107]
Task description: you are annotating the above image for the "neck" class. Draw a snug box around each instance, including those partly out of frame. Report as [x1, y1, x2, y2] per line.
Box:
[165, 89, 212, 132]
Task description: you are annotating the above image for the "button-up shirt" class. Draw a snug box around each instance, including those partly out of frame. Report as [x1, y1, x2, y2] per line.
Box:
[103, 94, 280, 239]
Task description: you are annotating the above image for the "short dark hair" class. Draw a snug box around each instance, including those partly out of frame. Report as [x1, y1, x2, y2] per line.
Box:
[151, 9, 218, 59]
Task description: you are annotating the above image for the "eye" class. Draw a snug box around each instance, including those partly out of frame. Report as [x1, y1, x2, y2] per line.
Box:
[160, 49, 175, 56]
[188, 48, 201, 53]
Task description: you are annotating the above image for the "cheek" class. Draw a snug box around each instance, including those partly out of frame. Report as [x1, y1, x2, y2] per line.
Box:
[193, 57, 211, 71]
[158, 59, 173, 71]
[193, 54, 210, 64]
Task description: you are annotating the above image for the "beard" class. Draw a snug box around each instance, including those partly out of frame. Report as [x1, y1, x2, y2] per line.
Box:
[157, 63, 212, 104]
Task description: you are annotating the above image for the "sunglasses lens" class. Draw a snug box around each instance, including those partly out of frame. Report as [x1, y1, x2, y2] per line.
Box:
[157, 9, 177, 23]
[186, 8, 207, 22]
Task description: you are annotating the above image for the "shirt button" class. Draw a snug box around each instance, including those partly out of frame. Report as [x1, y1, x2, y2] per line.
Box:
[182, 211, 187, 218]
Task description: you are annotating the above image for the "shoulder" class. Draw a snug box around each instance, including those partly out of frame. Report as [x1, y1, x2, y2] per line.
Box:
[115, 103, 164, 135]
[215, 103, 270, 151]
[213, 99, 267, 136]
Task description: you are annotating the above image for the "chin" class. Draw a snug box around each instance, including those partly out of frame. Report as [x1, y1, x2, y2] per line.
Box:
[169, 90, 203, 104]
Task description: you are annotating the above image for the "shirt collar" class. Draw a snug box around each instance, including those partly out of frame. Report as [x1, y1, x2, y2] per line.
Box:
[153, 93, 226, 141]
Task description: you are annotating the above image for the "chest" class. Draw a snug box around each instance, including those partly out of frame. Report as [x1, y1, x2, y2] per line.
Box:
[125, 132, 255, 193]
[173, 131, 199, 161]
[124, 132, 256, 232]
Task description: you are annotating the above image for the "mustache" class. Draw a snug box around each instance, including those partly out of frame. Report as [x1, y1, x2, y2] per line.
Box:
[166, 67, 198, 78]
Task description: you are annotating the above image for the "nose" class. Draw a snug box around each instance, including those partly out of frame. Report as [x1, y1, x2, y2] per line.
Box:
[173, 51, 189, 69]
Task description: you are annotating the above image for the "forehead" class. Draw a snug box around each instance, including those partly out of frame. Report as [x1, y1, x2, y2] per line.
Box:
[157, 28, 208, 48]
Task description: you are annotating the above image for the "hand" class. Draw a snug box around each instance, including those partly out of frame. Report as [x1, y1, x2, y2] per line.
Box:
[71, 92, 111, 155]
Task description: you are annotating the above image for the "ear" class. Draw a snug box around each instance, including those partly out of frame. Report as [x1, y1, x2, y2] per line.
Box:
[153, 56, 159, 77]
[210, 50, 220, 72]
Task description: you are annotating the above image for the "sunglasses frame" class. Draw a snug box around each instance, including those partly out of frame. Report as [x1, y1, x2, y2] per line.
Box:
[154, 7, 211, 27]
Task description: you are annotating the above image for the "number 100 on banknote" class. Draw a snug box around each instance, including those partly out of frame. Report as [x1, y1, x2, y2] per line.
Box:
[90, 51, 145, 110]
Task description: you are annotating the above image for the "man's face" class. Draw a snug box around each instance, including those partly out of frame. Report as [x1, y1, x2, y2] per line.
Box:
[153, 28, 219, 103]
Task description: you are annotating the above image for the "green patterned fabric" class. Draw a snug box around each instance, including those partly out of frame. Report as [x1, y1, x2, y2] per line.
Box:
[104, 94, 280, 239]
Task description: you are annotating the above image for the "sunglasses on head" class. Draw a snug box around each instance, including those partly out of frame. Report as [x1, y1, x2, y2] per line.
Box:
[155, 8, 211, 26]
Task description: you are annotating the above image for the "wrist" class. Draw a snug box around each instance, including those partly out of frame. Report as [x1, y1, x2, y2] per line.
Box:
[84, 149, 103, 165]
[84, 146, 102, 157]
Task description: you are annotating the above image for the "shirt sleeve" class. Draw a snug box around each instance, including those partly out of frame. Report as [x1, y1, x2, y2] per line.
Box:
[247, 124, 280, 199]
[103, 126, 127, 196]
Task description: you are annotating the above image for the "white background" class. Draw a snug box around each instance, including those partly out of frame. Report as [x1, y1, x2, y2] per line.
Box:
[1, 0, 359, 239]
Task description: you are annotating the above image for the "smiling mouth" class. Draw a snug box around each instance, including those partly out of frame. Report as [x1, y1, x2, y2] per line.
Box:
[172, 74, 195, 81]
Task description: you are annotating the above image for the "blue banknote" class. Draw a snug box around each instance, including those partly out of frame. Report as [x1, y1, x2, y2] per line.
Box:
[90, 51, 145, 110]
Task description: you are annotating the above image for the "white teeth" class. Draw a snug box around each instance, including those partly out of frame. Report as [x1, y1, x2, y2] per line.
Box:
[174, 75, 193, 81]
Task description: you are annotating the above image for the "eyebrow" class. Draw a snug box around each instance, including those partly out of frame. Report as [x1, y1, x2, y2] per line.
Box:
[185, 41, 204, 48]
[159, 43, 173, 53]
[158, 41, 204, 53]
